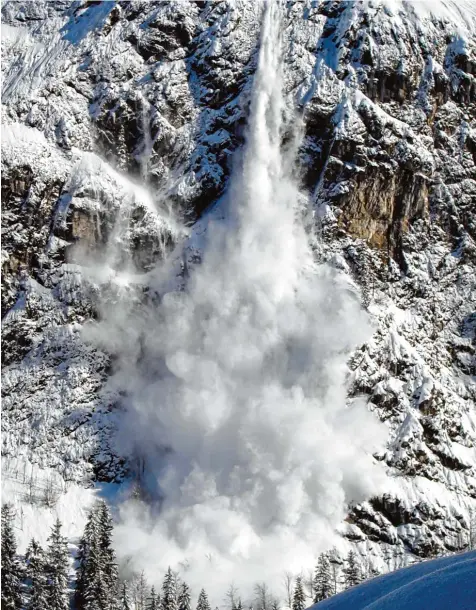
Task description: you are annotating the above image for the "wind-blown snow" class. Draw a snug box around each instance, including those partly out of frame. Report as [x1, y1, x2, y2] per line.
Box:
[81, 2, 387, 598]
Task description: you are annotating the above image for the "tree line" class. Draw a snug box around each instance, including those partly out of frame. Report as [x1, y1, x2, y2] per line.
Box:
[1, 501, 384, 610]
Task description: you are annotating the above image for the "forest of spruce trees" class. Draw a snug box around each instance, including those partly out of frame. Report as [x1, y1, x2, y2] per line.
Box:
[2, 499, 437, 610]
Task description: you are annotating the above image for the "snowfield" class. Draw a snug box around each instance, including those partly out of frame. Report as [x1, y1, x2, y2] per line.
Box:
[310, 551, 476, 610]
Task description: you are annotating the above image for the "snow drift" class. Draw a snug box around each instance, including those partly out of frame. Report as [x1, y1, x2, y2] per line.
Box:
[311, 551, 476, 610]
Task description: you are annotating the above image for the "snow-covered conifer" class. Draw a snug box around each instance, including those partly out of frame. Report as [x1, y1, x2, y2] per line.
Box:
[161, 567, 178, 610]
[1, 504, 22, 610]
[146, 585, 160, 610]
[75, 505, 99, 609]
[25, 538, 48, 610]
[292, 577, 305, 610]
[75, 501, 118, 609]
[196, 588, 211, 610]
[97, 500, 119, 603]
[84, 536, 110, 610]
[343, 551, 361, 589]
[313, 553, 333, 603]
[46, 518, 70, 610]
[120, 581, 131, 610]
[177, 581, 192, 610]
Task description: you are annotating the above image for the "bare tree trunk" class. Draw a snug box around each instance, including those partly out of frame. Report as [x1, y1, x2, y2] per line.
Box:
[254, 582, 271, 610]
[303, 570, 314, 601]
[469, 510, 476, 550]
[43, 475, 59, 508]
[25, 472, 37, 505]
[225, 584, 239, 610]
[283, 573, 293, 610]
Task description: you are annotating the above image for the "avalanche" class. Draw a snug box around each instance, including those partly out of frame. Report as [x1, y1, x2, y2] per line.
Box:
[1, 0, 476, 604]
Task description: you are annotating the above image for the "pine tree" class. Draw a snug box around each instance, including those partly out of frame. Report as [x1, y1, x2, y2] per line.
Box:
[84, 537, 110, 610]
[25, 538, 48, 610]
[271, 601, 279, 610]
[46, 518, 70, 610]
[147, 585, 160, 610]
[75, 506, 99, 609]
[97, 501, 118, 589]
[292, 577, 305, 610]
[196, 589, 211, 610]
[1, 503, 22, 610]
[97, 500, 119, 607]
[75, 502, 118, 610]
[120, 581, 131, 610]
[343, 551, 361, 589]
[177, 581, 191, 610]
[161, 568, 178, 610]
[313, 553, 333, 603]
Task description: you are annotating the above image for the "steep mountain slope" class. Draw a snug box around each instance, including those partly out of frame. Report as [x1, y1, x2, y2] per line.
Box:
[2, 0, 476, 584]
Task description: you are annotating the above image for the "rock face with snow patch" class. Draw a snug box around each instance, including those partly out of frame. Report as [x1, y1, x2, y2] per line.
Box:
[1, 0, 475, 571]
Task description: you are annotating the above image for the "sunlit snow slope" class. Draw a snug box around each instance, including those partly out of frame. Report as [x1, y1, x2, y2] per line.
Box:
[309, 551, 476, 610]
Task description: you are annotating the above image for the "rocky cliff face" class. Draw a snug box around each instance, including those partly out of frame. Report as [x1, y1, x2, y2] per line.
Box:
[2, 0, 475, 572]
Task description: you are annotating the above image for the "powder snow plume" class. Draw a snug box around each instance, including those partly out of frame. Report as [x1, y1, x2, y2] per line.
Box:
[83, 0, 387, 601]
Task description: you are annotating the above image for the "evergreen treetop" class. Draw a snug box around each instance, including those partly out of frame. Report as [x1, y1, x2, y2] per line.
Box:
[292, 576, 305, 610]
[196, 588, 211, 610]
[147, 585, 160, 610]
[1, 503, 22, 610]
[46, 518, 70, 610]
[75, 502, 119, 610]
[75, 506, 99, 609]
[96, 500, 119, 599]
[161, 567, 178, 610]
[25, 538, 48, 610]
[313, 552, 333, 603]
[120, 581, 131, 610]
[343, 550, 361, 589]
[178, 580, 192, 610]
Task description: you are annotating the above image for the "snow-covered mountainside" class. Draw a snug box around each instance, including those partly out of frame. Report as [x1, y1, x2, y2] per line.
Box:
[310, 550, 476, 609]
[2, 0, 476, 592]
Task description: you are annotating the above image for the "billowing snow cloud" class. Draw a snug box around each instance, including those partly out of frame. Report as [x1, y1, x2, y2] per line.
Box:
[84, 1, 387, 602]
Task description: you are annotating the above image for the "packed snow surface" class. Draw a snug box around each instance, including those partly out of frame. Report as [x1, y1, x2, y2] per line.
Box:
[311, 551, 476, 610]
